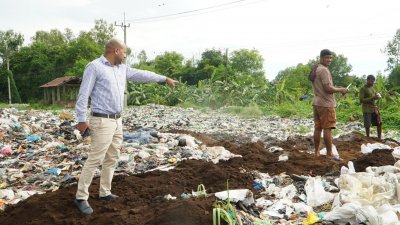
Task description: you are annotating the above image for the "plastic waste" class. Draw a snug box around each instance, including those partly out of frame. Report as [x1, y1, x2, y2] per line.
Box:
[204, 146, 242, 164]
[302, 212, 319, 225]
[253, 219, 272, 225]
[0, 189, 15, 200]
[47, 168, 61, 176]
[278, 154, 288, 161]
[340, 161, 356, 175]
[0, 146, 13, 155]
[267, 146, 283, 153]
[319, 144, 339, 156]
[56, 145, 69, 152]
[253, 180, 264, 190]
[26, 135, 41, 142]
[215, 189, 254, 206]
[305, 177, 334, 207]
[123, 128, 158, 145]
[180, 193, 190, 199]
[392, 146, 400, 159]
[361, 143, 391, 154]
[163, 194, 177, 200]
[292, 202, 313, 214]
[192, 184, 207, 198]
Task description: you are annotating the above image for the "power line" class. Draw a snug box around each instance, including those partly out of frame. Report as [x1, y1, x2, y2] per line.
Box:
[256, 33, 392, 50]
[124, 0, 266, 23]
[127, 0, 246, 22]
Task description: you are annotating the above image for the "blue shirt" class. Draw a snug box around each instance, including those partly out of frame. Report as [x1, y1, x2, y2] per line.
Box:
[75, 55, 166, 122]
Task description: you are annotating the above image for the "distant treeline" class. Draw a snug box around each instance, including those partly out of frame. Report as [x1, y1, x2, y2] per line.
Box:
[1, 21, 400, 106]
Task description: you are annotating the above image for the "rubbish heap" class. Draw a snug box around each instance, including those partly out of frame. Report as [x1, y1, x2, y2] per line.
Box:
[1, 105, 400, 225]
[0, 107, 241, 211]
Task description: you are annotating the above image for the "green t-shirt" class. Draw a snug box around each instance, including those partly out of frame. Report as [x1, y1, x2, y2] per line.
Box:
[359, 85, 378, 113]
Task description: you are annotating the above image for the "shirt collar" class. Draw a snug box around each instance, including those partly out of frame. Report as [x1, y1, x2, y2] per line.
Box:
[100, 55, 113, 67]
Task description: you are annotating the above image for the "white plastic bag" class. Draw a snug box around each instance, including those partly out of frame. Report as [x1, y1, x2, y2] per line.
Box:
[377, 204, 398, 224]
[215, 189, 254, 206]
[324, 202, 361, 221]
[392, 147, 400, 159]
[355, 205, 382, 225]
[340, 161, 356, 175]
[361, 143, 391, 154]
[305, 177, 335, 207]
[320, 144, 339, 156]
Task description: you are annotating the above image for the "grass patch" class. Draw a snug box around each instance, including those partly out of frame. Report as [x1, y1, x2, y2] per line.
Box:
[0, 103, 66, 111]
[296, 125, 311, 134]
[223, 103, 263, 119]
[15, 103, 65, 111]
[264, 101, 313, 118]
[176, 102, 207, 110]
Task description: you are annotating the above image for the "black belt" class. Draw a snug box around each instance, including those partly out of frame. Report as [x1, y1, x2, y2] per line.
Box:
[91, 112, 121, 119]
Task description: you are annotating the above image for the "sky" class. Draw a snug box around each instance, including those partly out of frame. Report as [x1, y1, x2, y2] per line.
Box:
[1, 0, 399, 80]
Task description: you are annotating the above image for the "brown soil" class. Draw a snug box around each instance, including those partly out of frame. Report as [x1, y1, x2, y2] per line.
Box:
[0, 131, 396, 225]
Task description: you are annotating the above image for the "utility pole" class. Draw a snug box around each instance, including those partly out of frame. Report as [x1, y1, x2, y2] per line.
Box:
[7, 59, 11, 105]
[5, 43, 12, 105]
[224, 48, 228, 83]
[115, 12, 130, 108]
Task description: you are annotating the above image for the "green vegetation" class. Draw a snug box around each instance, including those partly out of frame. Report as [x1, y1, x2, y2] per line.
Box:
[1, 23, 400, 131]
[0, 103, 64, 111]
[223, 104, 263, 119]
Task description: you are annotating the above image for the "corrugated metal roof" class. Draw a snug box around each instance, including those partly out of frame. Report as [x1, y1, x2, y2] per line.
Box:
[40, 76, 81, 88]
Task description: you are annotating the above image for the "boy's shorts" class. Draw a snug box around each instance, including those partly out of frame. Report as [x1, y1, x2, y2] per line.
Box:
[313, 106, 336, 129]
[363, 112, 382, 128]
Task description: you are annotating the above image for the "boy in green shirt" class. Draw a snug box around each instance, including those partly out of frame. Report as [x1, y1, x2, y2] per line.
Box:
[359, 75, 382, 141]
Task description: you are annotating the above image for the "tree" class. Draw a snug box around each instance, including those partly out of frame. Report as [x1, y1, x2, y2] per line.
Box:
[274, 63, 312, 98]
[31, 29, 66, 46]
[388, 65, 400, 88]
[193, 49, 226, 83]
[136, 50, 148, 65]
[63, 28, 75, 43]
[180, 60, 198, 85]
[4, 21, 111, 103]
[67, 36, 102, 66]
[154, 51, 184, 79]
[230, 49, 264, 77]
[383, 28, 400, 71]
[11, 42, 55, 102]
[0, 30, 24, 103]
[65, 58, 90, 76]
[11, 36, 100, 102]
[80, 19, 115, 48]
[198, 49, 225, 69]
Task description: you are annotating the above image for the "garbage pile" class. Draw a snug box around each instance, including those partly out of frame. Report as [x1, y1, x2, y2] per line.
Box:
[206, 144, 400, 225]
[1, 105, 400, 224]
[0, 107, 241, 211]
[194, 157, 400, 224]
[123, 104, 372, 143]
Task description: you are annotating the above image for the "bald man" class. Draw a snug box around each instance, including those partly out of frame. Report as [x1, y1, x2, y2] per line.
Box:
[74, 38, 177, 214]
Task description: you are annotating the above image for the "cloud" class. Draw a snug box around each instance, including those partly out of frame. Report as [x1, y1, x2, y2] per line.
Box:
[44, 0, 92, 7]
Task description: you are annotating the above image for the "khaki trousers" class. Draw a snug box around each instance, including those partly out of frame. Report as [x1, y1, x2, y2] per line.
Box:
[76, 116, 123, 200]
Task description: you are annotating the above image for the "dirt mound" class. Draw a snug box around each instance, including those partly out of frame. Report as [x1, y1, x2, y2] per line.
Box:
[0, 131, 396, 225]
[353, 149, 396, 172]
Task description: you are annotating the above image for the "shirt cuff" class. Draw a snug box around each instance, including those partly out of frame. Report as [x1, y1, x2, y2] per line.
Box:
[77, 114, 87, 123]
[158, 75, 167, 83]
